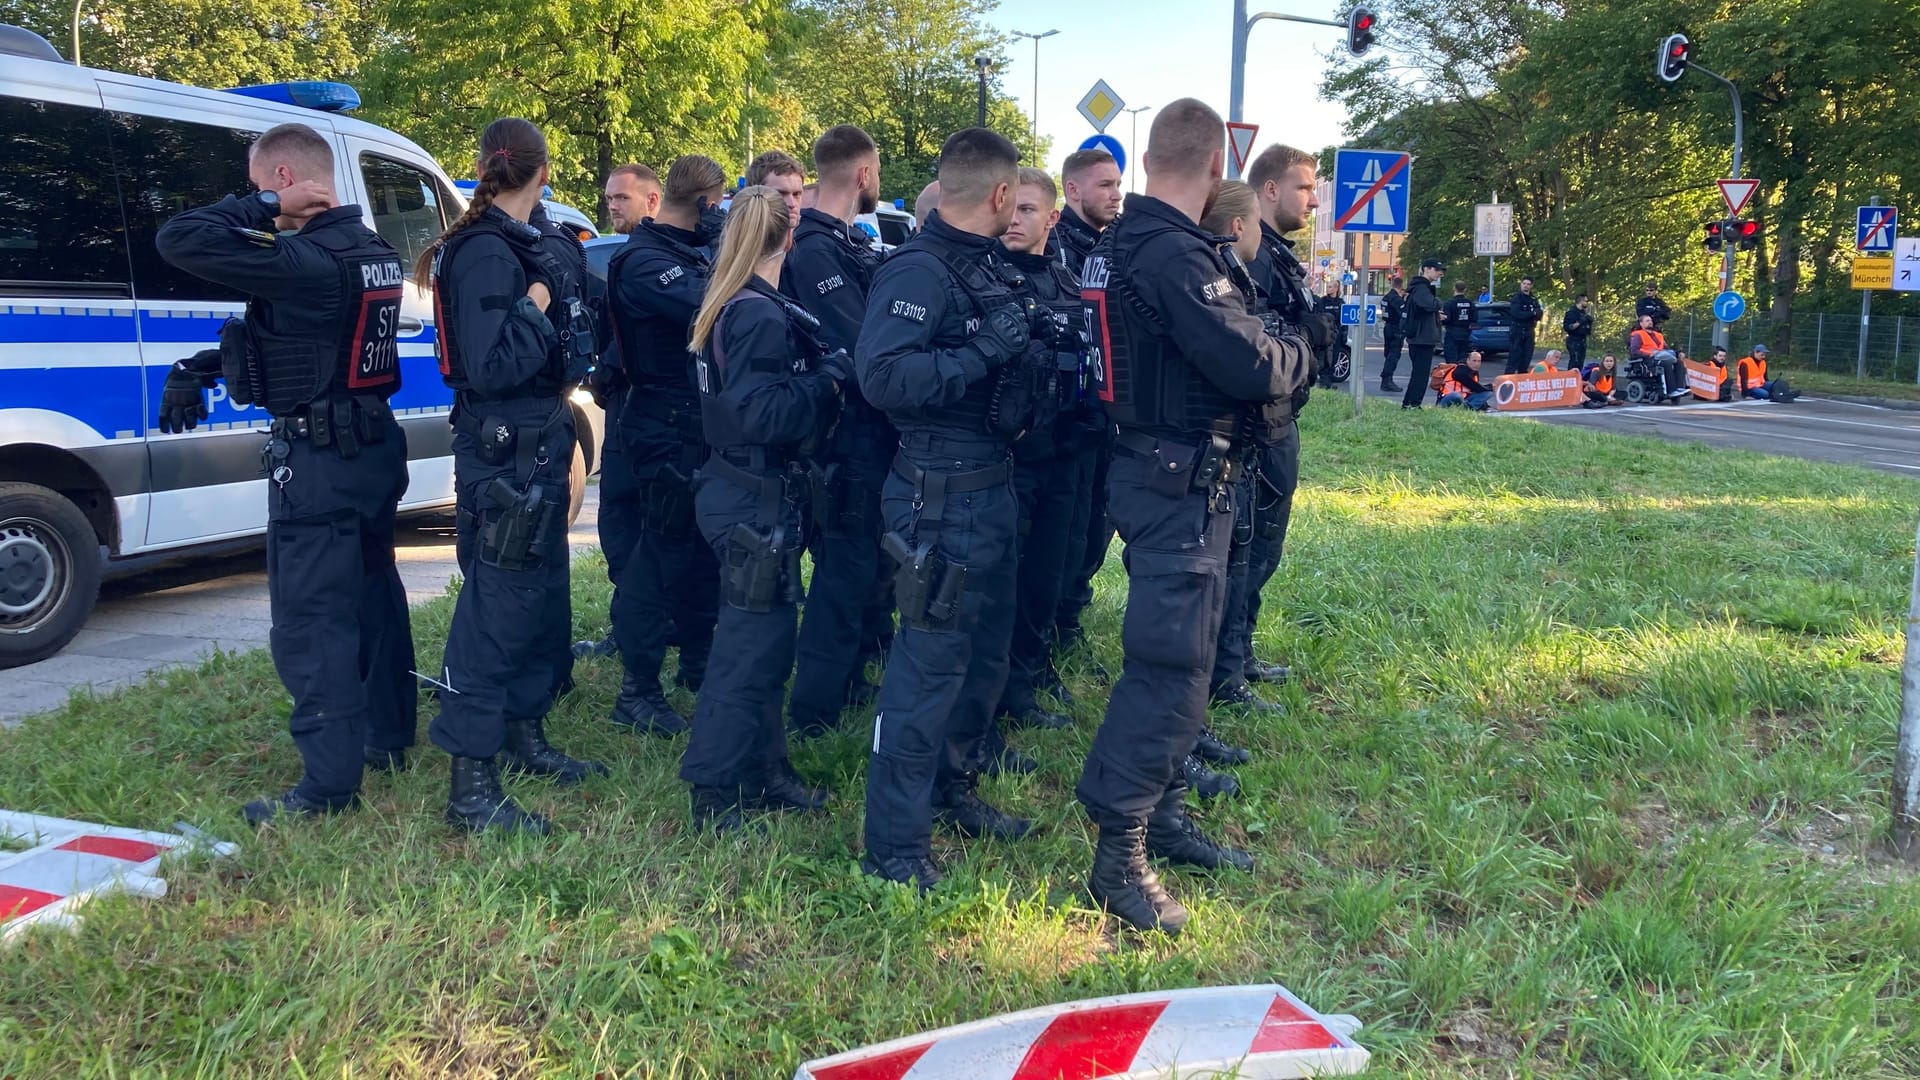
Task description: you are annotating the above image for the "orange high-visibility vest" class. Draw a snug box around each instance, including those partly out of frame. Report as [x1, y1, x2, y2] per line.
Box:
[1630, 328, 1666, 356]
[1737, 354, 1767, 388]
[1592, 371, 1614, 394]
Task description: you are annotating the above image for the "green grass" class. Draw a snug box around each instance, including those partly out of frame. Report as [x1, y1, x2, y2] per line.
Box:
[1778, 364, 1920, 403]
[4, 402, 1919, 1078]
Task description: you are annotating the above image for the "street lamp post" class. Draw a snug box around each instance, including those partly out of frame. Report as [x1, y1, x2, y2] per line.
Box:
[1227, 0, 1352, 179]
[71, 0, 85, 65]
[1011, 29, 1059, 141]
[1122, 105, 1151, 192]
[974, 54, 991, 128]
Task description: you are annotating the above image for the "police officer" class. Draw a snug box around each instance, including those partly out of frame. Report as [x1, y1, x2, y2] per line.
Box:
[993, 167, 1089, 738]
[419, 118, 606, 834]
[1077, 99, 1314, 934]
[1380, 277, 1407, 393]
[604, 163, 662, 235]
[1441, 281, 1475, 369]
[1563, 293, 1595, 371]
[781, 125, 893, 739]
[857, 128, 1037, 891]
[1052, 147, 1123, 682]
[1506, 276, 1544, 374]
[681, 188, 852, 830]
[155, 123, 417, 826]
[1635, 282, 1672, 331]
[603, 156, 730, 734]
[1401, 258, 1444, 408]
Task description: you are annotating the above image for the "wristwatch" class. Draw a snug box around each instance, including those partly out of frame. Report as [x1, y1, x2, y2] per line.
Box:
[255, 188, 281, 215]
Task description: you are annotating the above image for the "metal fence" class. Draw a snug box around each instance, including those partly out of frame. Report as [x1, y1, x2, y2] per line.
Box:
[1555, 304, 1920, 384]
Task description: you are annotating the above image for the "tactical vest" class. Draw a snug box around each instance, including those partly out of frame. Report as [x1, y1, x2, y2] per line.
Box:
[241, 225, 404, 416]
[695, 291, 828, 451]
[607, 224, 709, 390]
[431, 210, 581, 399]
[1024, 256, 1090, 415]
[793, 214, 882, 301]
[891, 237, 1022, 438]
[1082, 221, 1255, 444]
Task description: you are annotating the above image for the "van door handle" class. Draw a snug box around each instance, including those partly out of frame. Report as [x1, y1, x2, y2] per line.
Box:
[398, 316, 425, 335]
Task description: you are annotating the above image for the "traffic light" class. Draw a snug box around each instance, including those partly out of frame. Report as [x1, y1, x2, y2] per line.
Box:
[1347, 7, 1378, 56]
[1703, 220, 1723, 252]
[1730, 218, 1760, 250]
[1657, 33, 1691, 82]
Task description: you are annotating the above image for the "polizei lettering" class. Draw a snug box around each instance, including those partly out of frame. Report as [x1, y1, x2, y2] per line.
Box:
[890, 299, 927, 322]
[360, 260, 404, 289]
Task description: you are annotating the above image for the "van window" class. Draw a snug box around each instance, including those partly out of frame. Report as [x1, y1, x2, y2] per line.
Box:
[360, 154, 449, 279]
[109, 113, 256, 303]
[0, 98, 132, 296]
[877, 215, 910, 247]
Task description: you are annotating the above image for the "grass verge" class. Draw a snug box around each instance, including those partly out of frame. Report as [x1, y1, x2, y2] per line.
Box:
[3, 401, 1918, 1078]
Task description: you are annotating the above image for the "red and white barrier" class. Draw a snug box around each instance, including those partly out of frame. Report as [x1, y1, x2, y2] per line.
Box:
[0, 810, 233, 945]
[794, 984, 1370, 1080]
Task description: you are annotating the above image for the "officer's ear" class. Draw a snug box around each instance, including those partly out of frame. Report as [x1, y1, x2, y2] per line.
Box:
[1045, 206, 1061, 231]
[1207, 147, 1224, 181]
[536, 164, 551, 193]
[991, 180, 1013, 215]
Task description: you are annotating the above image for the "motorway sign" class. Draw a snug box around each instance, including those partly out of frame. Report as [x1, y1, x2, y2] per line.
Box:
[1853, 257, 1892, 290]
[1474, 203, 1513, 256]
[1712, 290, 1746, 322]
[1076, 79, 1125, 134]
[1858, 206, 1897, 253]
[1226, 122, 1258, 174]
[1331, 149, 1411, 234]
[1895, 237, 1920, 293]
[1077, 133, 1126, 177]
[1717, 178, 1759, 216]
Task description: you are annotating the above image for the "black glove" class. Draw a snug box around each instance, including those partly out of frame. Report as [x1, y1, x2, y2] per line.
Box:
[158, 350, 220, 434]
[965, 303, 1031, 368]
[588, 363, 628, 409]
[694, 197, 727, 249]
[816, 348, 855, 386]
[1022, 298, 1063, 348]
[1301, 313, 1339, 355]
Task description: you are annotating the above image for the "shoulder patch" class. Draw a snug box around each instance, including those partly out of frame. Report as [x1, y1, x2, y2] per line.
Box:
[1200, 276, 1236, 303]
[816, 274, 846, 296]
[888, 299, 928, 322]
[658, 264, 686, 287]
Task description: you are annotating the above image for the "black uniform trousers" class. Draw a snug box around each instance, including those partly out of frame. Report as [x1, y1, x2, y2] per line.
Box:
[265, 405, 415, 804]
[607, 398, 718, 692]
[429, 398, 574, 760]
[1567, 336, 1589, 370]
[1238, 428, 1299, 666]
[1210, 465, 1258, 695]
[1056, 420, 1114, 643]
[1078, 443, 1235, 827]
[680, 466, 804, 790]
[1382, 328, 1405, 381]
[1000, 442, 1090, 715]
[788, 417, 891, 729]
[1402, 343, 1438, 408]
[1443, 329, 1471, 366]
[1506, 329, 1536, 374]
[864, 440, 1019, 862]
[597, 394, 645, 637]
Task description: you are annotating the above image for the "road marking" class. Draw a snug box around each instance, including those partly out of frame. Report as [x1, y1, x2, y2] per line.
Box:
[1708, 411, 1920, 435]
[1871, 461, 1920, 472]
[1647, 415, 1911, 454]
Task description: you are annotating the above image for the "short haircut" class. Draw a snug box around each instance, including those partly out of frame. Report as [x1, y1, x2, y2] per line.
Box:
[745, 149, 805, 187]
[1146, 98, 1224, 178]
[1577, 293, 1589, 301]
[1062, 148, 1116, 181]
[1454, 282, 1467, 293]
[1521, 275, 1533, 283]
[609, 162, 659, 188]
[811, 124, 878, 179]
[1016, 166, 1056, 204]
[251, 122, 334, 174]
[1245, 144, 1316, 190]
[663, 154, 728, 210]
[936, 128, 1020, 205]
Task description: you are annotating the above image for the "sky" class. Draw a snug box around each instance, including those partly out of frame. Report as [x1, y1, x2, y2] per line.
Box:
[979, 0, 1356, 186]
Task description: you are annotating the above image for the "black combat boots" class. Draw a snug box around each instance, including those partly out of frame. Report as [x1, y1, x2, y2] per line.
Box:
[1088, 823, 1189, 935]
[502, 718, 608, 785]
[446, 756, 550, 835]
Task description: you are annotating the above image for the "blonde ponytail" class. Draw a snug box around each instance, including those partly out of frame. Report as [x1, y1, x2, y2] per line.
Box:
[688, 187, 791, 353]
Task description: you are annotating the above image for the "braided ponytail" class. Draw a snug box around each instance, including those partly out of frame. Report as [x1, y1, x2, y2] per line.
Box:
[414, 118, 550, 283]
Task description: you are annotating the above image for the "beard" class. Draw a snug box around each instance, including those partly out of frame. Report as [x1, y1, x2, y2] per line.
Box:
[1199, 178, 1223, 222]
[857, 185, 879, 216]
[1083, 197, 1118, 228]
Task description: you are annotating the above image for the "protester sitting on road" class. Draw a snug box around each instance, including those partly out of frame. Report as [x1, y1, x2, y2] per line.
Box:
[1737, 344, 1800, 402]
[1628, 315, 1687, 399]
[1707, 346, 1734, 401]
[1582, 353, 1623, 408]
[1439, 349, 1494, 410]
[1531, 348, 1564, 373]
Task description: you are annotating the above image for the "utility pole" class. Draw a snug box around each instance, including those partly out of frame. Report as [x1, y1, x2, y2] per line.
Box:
[1229, 0, 1365, 179]
[1659, 34, 1744, 352]
[1123, 105, 1151, 193]
[1011, 29, 1059, 142]
[974, 55, 990, 128]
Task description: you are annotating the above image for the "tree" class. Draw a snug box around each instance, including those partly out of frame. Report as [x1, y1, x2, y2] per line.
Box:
[4, 0, 377, 87]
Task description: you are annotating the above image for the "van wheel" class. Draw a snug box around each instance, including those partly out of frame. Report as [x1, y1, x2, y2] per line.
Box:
[0, 483, 103, 670]
[566, 439, 587, 526]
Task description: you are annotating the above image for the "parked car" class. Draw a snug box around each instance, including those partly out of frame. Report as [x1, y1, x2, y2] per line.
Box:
[1469, 301, 1513, 363]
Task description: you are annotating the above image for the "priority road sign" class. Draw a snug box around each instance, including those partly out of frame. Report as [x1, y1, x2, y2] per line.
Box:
[1331, 149, 1411, 234]
[1077, 133, 1125, 177]
[1858, 206, 1898, 253]
[1717, 178, 1759, 217]
[1075, 79, 1124, 134]
[1712, 290, 1746, 322]
[1894, 237, 1920, 293]
[1226, 122, 1258, 174]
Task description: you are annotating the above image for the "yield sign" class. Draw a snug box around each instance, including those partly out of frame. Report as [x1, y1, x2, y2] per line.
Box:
[1718, 178, 1759, 216]
[1226, 122, 1259, 173]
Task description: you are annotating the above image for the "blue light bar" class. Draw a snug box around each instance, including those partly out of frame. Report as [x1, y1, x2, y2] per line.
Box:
[225, 81, 362, 112]
[894, 198, 906, 210]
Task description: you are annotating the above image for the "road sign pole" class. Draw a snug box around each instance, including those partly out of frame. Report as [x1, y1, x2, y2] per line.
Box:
[1353, 233, 1369, 417]
[1861, 196, 1880, 380]
[1893, 509, 1920, 863]
[1691, 62, 1745, 353]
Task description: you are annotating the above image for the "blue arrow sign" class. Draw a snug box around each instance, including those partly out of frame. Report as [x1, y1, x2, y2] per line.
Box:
[1078, 134, 1125, 178]
[1712, 290, 1746, 323]
[1858, 206, 1897, 253]
[1331, 149, 1412, 235]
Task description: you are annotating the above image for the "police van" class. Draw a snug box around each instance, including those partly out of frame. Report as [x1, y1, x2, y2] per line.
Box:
[0, 25, 604, 668]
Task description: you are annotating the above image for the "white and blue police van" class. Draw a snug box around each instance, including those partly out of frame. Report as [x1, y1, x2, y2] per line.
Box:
[0, 25, 604, 668]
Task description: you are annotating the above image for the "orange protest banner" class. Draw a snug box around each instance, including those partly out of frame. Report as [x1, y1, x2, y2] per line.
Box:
[1491, 371, 1584, 411]
[1684, 359, 1727, 401]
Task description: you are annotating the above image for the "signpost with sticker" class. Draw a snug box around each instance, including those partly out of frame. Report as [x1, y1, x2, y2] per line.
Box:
[1332, 148, 1412, 416]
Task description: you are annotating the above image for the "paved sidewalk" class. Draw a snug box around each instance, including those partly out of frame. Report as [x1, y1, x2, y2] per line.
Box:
[0, 488, 604, 726]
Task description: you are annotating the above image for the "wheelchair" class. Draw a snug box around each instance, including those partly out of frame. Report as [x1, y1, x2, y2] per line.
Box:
[1618, 355, 1669, 403]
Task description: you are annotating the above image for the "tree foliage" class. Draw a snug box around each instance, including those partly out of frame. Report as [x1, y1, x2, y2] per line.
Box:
[4, 0, 378, 86]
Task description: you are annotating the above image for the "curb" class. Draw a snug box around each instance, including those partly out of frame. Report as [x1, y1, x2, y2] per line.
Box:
[1816, 392, 1920, 413]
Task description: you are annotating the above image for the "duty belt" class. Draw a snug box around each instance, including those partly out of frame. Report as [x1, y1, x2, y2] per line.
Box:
[1114, 429, 1245, 487]
[703, 449, 815, 527]
[269, 395, 390, 457]
[891, 452, 1009, 547]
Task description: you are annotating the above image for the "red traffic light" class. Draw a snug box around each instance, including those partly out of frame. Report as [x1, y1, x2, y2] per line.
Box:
[1703, 220, 1724, 252]
[1731, 220, 1758, 239]
[1657, 33, 1691, 82]
[1347, 7, 1378, 56]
